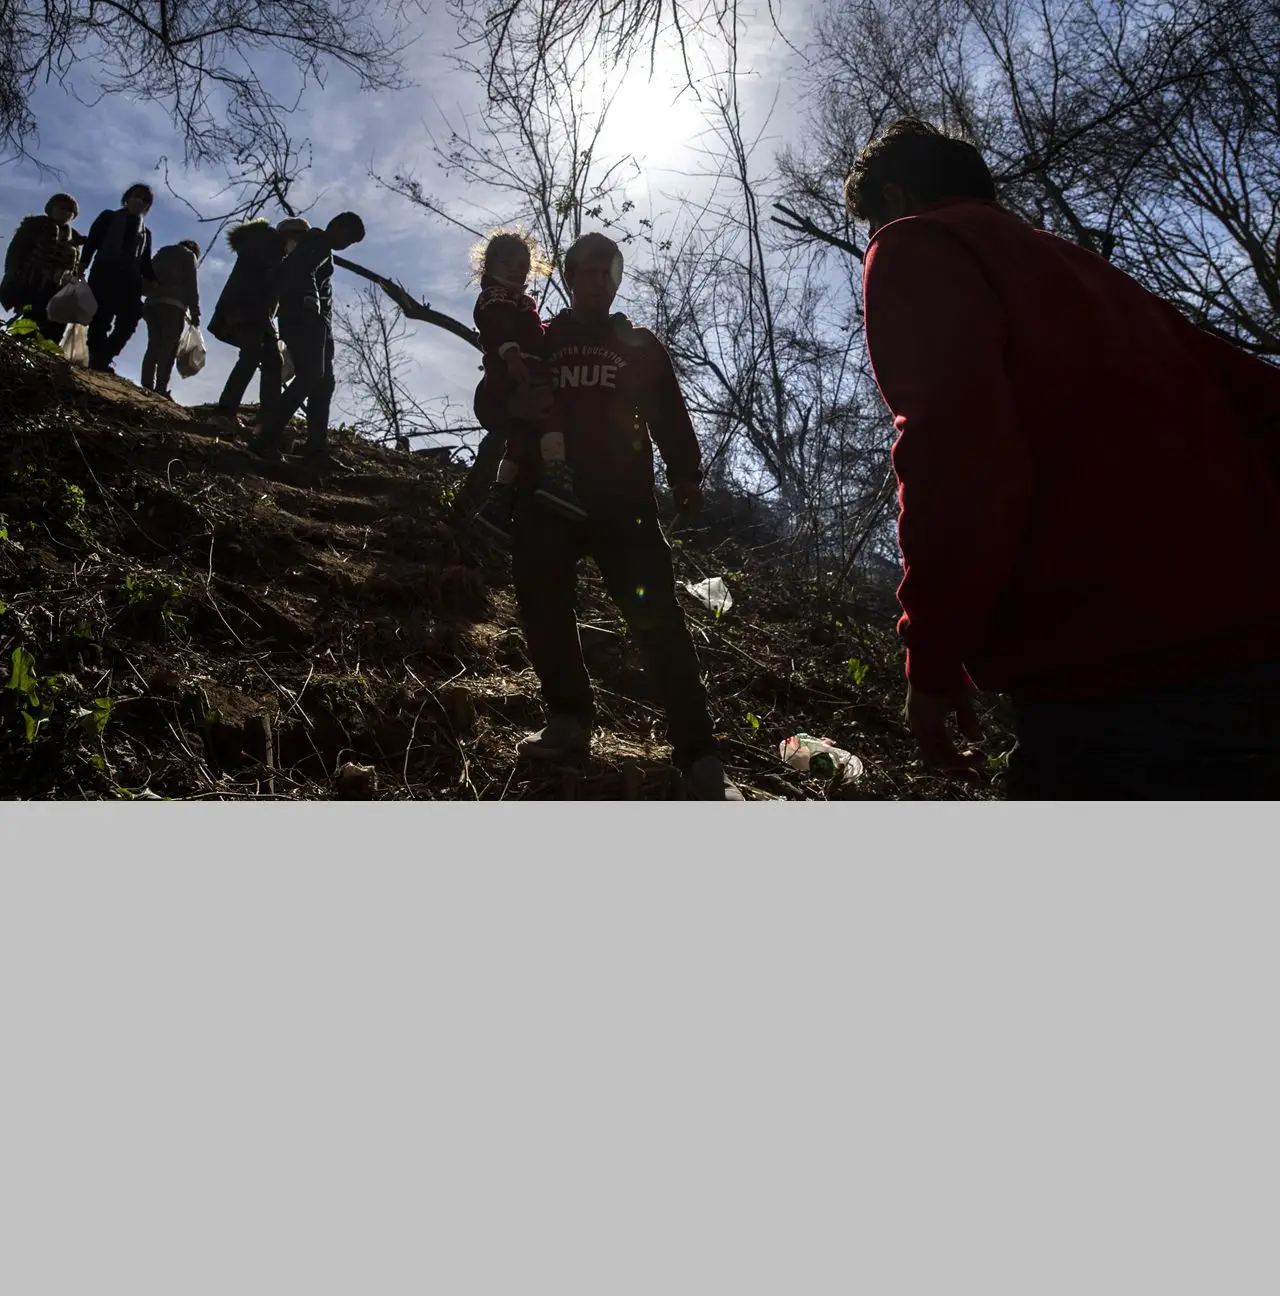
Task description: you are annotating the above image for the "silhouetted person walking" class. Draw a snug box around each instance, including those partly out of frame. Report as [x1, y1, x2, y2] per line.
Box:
[209, 217, 310, 430]
[80, 184, 155, 373]
[141, 239, 200, 397]
[249, 213, 365, 465]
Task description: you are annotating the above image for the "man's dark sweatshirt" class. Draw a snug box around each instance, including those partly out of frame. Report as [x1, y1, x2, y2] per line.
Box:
[481, 309, 702, 502]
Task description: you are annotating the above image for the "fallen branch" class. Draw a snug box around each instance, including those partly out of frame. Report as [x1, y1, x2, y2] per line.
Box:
[333, 256, 482, 351]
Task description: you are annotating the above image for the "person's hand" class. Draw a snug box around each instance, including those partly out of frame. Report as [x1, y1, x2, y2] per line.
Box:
[670, 479, 704, 517]
[904, 683, 985, 780]
[504, 351, 531, 385]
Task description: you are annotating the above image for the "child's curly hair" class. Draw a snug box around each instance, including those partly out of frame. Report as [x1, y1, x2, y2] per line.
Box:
[469, 226, 554, 283]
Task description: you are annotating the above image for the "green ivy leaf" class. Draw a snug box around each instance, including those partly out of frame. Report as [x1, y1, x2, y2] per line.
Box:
[76, 696, 112, 736]
[6, 646, 36, 696]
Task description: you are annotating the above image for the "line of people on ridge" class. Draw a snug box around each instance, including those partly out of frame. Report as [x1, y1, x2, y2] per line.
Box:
[2, 188, 367, 465]
[1, 185, 203, 393]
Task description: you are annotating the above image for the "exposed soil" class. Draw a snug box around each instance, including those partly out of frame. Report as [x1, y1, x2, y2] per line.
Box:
[0, 333, 1013, 800]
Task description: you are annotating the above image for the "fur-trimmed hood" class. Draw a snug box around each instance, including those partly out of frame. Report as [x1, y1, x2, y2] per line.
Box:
[226, 219, 283, 257]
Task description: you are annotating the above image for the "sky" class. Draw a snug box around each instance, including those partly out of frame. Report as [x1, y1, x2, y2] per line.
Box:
[0, 3, 816, 456]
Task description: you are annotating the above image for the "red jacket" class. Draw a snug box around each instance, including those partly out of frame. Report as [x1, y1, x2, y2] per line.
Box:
[862, 197, 1280, 704]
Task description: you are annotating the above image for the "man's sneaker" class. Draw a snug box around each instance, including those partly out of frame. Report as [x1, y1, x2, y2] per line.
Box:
[516, 714, 593, 761]
[684, 754, 745, 801]
[474, 484, 516, 542]
[534, 463, 588, 521]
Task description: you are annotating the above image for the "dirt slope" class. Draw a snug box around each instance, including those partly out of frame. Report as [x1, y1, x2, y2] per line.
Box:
[0, 335, 1012, 800]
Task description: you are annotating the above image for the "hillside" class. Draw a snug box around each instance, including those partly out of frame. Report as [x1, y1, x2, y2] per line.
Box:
[0, 334, 1012, 800]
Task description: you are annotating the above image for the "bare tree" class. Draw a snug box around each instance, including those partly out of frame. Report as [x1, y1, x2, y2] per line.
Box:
[374, 25, 650, 314]
[1, 0, 414, 196]
[447, 0, 785, 100]
[334, 283, 483, 453]
[635, 37, 898, 587]
[1094, 1, 1280, 352]
[776, 0, 1280, 357]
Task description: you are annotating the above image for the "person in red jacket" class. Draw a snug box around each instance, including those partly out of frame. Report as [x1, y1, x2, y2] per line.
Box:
[470, 229, 587, 538]
[474, 231, 744, 800]
[846, 117, 1280, 799]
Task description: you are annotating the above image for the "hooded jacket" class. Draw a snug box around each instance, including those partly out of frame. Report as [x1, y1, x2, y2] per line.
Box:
[1, 215, 81, 305]
[144, 244, 200, 322]
[208, 220, 287, 343]
[861, 196, 1280, 704]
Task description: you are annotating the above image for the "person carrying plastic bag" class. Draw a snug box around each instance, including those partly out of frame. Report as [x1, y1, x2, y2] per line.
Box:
[0, 193, 85, 342]
[141, 239, 202, 396]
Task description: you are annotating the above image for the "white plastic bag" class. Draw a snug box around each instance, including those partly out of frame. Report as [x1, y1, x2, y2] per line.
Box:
[280, 340, 295, 384]
[61, 322, 89, 367]
[175, 325, 207, 379]
[46, 279, 97, 325]
[682, 575, 734, 615]
[779, 733, 864, 783]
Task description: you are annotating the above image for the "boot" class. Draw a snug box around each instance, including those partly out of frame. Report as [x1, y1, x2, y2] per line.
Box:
[683, 754, 745, 801]
[516, 714, 593, 761]
[534, 461, 588, 521]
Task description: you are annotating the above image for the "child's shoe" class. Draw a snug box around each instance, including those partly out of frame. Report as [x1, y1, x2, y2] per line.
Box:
[474, 483, 516, 542]
[534, 462, 588, 521]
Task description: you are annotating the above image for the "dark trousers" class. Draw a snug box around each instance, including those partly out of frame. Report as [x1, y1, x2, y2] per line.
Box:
[140, 302, 187, 393]
[258, 313, 334, 453]
[511, 496, 717, 767]
[218, 321, 283, 416]
[87, 268, 143, 368]
[1006, 657, 1280, 800]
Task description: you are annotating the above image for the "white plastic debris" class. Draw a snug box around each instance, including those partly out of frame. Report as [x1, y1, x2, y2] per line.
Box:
[779, 733, 864, 783]
[682, 576, 734, 614]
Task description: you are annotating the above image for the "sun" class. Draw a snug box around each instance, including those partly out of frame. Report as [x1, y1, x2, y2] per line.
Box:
[592, 62, 707, 168]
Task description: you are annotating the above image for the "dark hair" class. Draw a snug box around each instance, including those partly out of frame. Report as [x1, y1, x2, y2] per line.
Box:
[122, 183, 155, 207]
[328, 211, 366, 242]
[564, 232, 624, 286]
[179, 239, 200, 257]
[843, 118, 995, 225]
[46, 193, 79, 217]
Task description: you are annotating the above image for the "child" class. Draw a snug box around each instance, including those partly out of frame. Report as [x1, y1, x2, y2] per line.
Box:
[471, 229, 586, 539]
